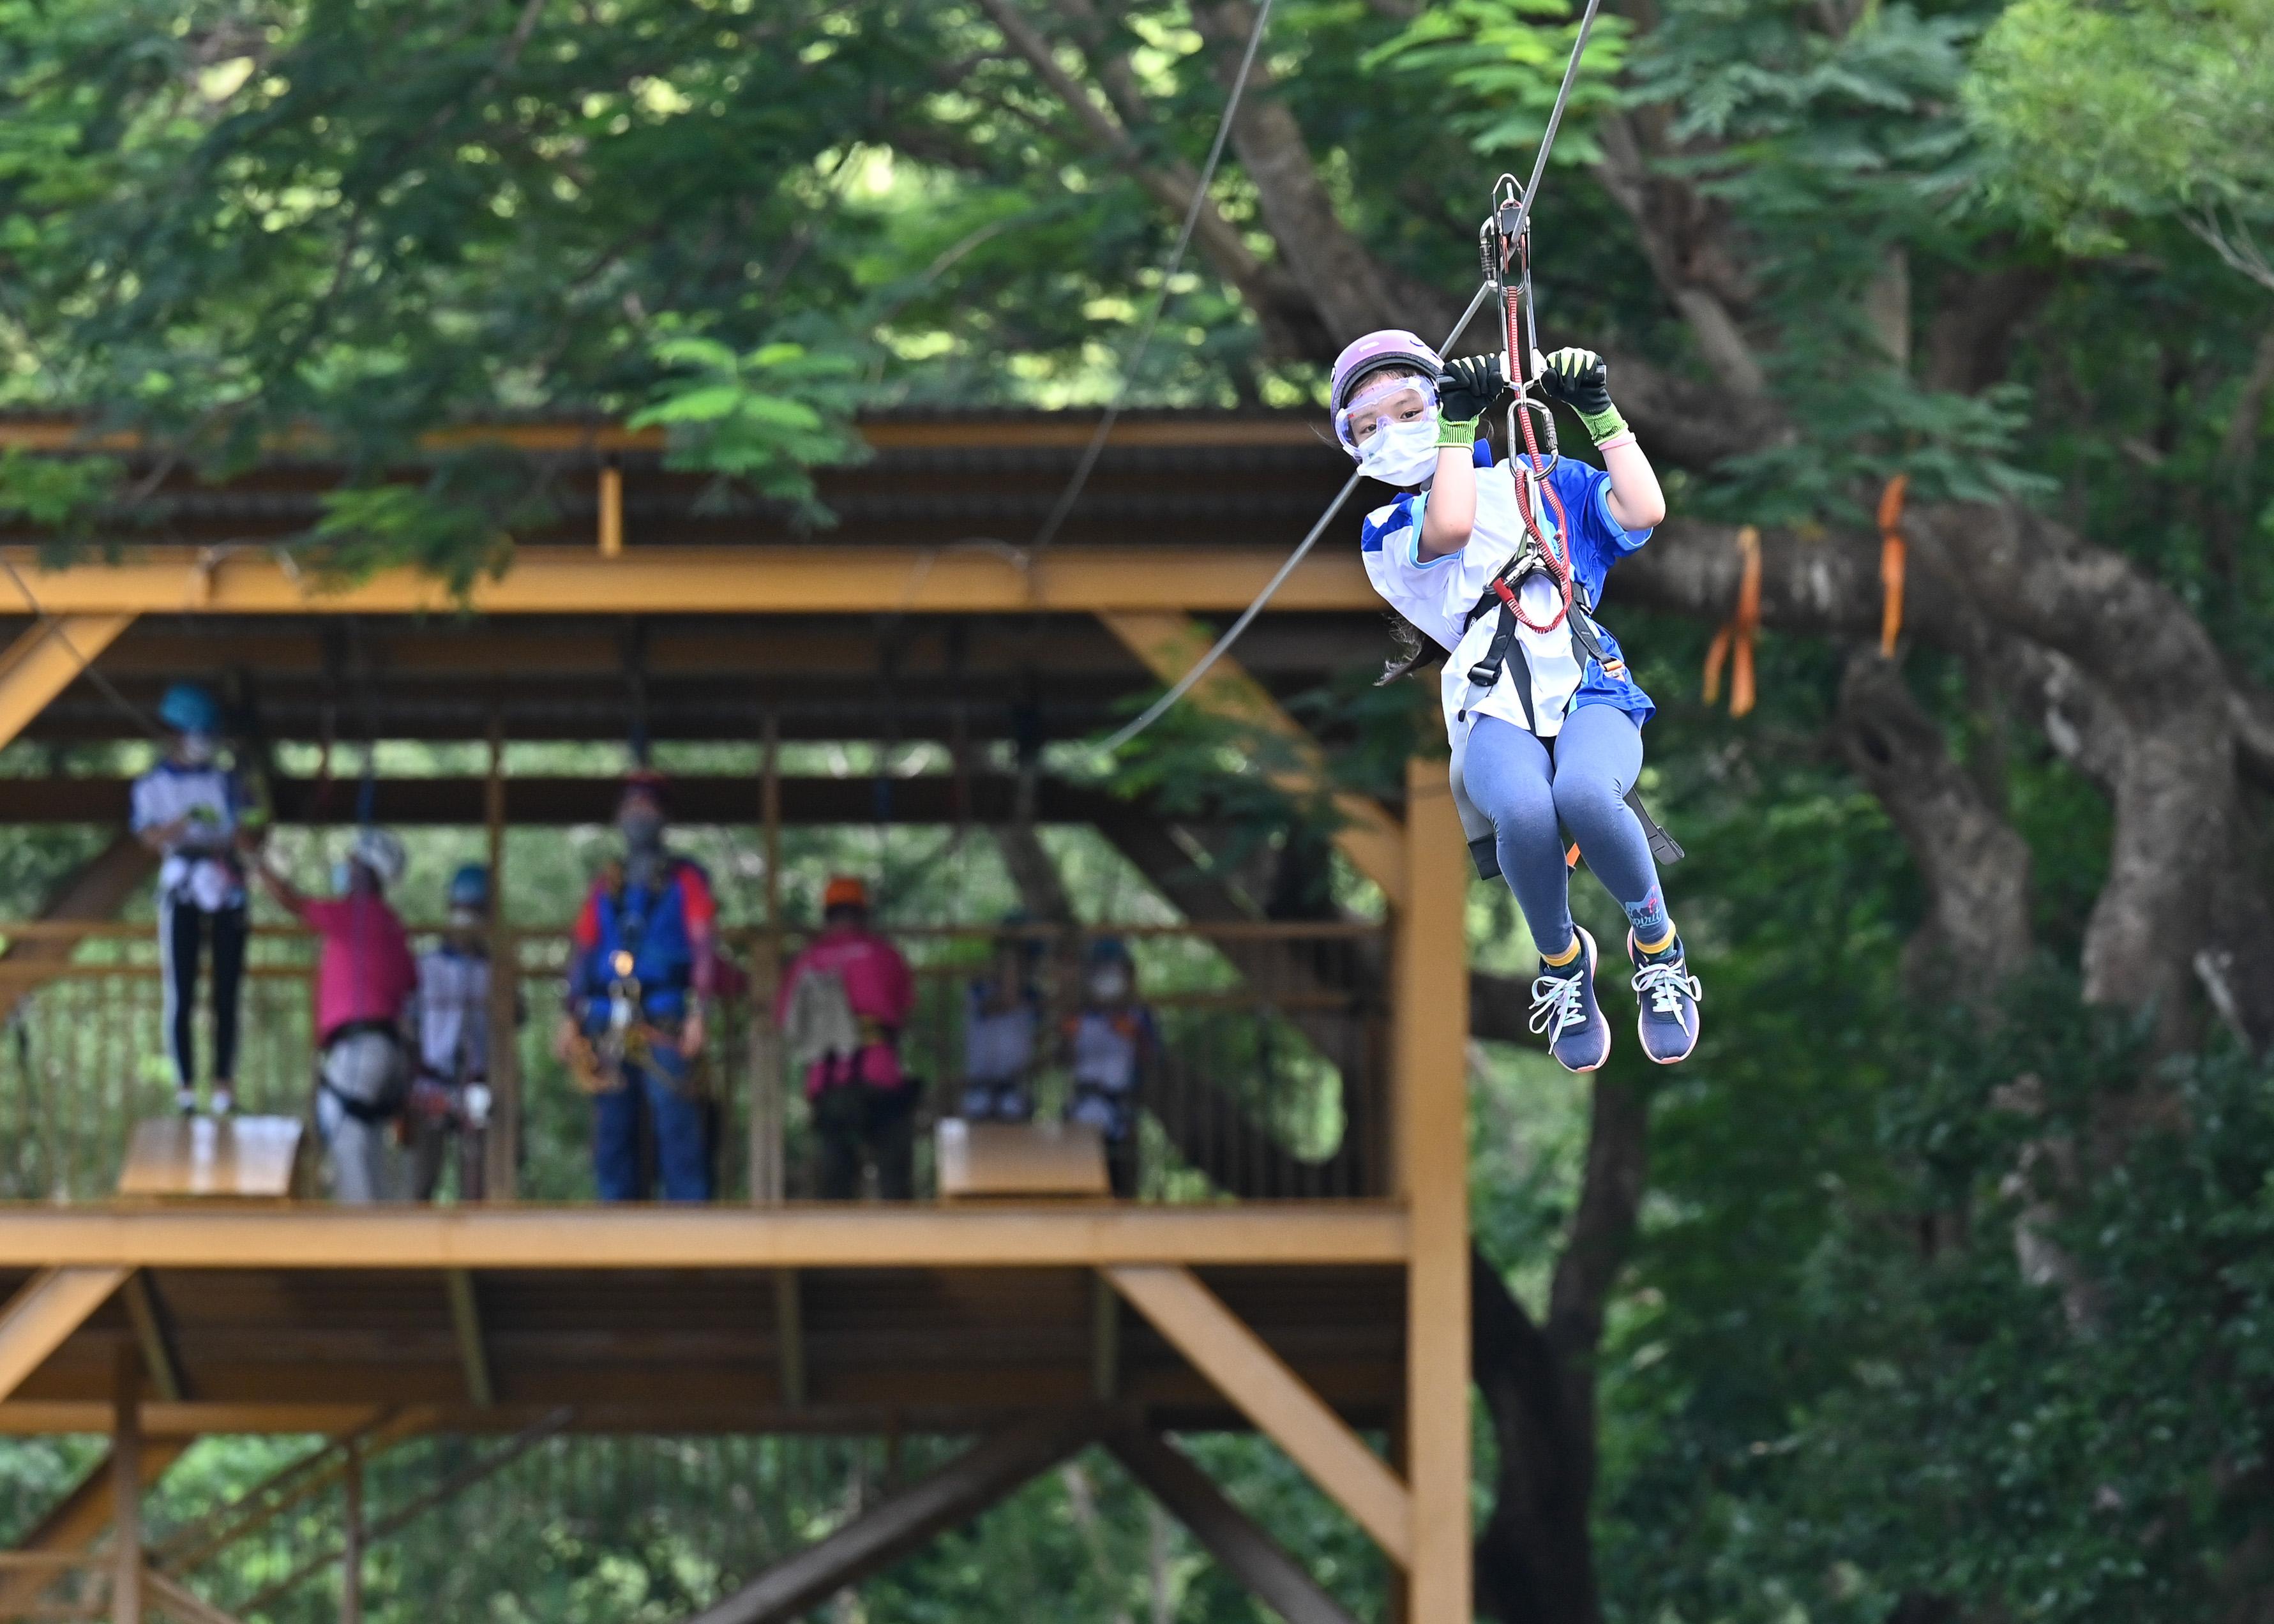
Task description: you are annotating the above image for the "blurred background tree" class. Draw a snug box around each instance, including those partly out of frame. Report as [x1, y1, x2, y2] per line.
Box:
[1, 0, 2271, 1618]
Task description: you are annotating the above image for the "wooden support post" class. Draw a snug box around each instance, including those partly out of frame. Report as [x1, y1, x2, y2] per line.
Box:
[0, 1268, 126, 1404]
[1394, 756, 1471, 1624]
[445, 1271, 494, 1409]
[1096, 610, 1407, 907]
[1091, 1272, 1119, 1402]
[1108, 1427, 1362, 1624]
[749, 712, 785, 1205]
[772, 1270, 805, 1410]
[0, 613, 133, 752]
[1104, 1265, 1411, 1565]
[483, 718, 518, 1201]
[111, 1346, 142, 1624]
[117, 1275, 186, 1404]
[338, 1440, 363, 1624]
[684, 1411, 1101, 1624]
[596, 463, 624, 558]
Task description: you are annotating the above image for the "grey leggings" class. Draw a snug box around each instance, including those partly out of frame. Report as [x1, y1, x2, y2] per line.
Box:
[1457, 708, 1669, 957]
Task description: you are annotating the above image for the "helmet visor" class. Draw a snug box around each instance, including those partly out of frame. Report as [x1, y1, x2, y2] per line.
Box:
[1335, 375, 1438, 453]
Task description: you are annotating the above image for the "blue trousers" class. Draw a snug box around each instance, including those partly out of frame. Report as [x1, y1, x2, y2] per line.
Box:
[1459, 707, 1669, 956]
[593, 1051, 713, 1203]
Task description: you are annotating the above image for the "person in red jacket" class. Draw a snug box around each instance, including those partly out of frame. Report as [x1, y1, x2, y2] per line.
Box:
[776, 875, 916, 1199]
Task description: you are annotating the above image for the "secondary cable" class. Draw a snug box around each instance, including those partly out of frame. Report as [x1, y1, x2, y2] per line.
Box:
[1092, 0, 1607, 756]
[1027, 0, 1277, 557]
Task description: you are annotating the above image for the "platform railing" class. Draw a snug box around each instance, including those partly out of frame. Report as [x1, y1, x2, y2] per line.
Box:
[0, 919, 1389, 1203]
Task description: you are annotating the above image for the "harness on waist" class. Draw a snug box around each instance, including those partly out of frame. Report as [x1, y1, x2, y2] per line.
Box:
[1461, 562, 1685, 869]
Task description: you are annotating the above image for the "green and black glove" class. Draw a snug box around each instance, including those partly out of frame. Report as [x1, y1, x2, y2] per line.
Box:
[1433, 355, 1507, 447]
[1535, 346, 1628, 443]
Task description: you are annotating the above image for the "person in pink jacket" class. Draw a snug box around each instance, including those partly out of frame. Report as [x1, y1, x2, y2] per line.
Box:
[776, 875, 917, 1199]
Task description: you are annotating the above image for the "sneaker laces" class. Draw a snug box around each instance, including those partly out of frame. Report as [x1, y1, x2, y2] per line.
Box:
[1529, 965, 1588, 1039]
[1631, 954, 1702, 1016]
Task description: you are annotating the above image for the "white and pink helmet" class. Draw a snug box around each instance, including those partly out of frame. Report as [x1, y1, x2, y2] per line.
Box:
[1327, 329, 1445, 456]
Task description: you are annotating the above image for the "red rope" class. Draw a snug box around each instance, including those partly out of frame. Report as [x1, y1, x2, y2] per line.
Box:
[1496, 226, 1574, 633]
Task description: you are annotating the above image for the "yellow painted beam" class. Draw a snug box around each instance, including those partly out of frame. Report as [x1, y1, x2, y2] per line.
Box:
[1104, 1264, 1411, 1565]
[0, 1205, 1407, 1272]
[1097, 610, 1408, 906]
[0, 1268, 126, 1404]
[0, 614, 132, 751]
[0, 546, 1374, 617]
[1394, 758, 1473, 1624]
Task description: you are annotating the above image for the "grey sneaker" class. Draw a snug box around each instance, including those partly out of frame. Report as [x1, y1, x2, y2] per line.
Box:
[1528, 928, 1612, 1072]
[1627, 931, 1703, 1064]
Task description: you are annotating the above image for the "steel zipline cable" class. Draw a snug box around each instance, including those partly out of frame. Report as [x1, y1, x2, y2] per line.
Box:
[1027, 0, 1277, 559]
[1090, 0, 1607, 758]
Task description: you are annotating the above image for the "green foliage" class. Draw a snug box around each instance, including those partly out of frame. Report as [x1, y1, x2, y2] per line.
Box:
[628, 334, 867, 517]
[1967, 0, 2274, 280]
[1364, 0, 1631, 162]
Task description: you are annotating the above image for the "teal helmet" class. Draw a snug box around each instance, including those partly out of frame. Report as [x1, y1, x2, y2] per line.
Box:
[157, 682, 222, 735]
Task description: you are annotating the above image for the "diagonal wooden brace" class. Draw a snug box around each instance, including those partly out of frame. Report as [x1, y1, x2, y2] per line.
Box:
[0, 613, 133, 751]
[0, 1268, 127, 1405]
[1103, 1264, 1411, 1566]
[683, 1410, 1104, 1624]
[1097, 610, 1408, 906]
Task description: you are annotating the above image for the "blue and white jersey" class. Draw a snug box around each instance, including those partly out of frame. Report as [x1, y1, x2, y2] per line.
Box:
[130, 760, 249, 910]
[412, 944, 492, 1083]
[963, 982, 1039, 1085]
[1360, 447, 1655, 742]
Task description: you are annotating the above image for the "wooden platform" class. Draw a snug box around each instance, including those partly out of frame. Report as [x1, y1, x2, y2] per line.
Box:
[0, 1205, 1405, 1438]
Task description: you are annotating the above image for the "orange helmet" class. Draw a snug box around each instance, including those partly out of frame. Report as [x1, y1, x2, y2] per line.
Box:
[823, 875, 870, 912]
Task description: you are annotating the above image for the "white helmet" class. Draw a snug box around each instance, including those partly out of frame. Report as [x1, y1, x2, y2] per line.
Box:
[349, 827, 407, 889]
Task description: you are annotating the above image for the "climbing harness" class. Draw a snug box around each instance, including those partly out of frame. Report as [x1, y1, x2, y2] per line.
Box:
[1094, 0, 1606, 758]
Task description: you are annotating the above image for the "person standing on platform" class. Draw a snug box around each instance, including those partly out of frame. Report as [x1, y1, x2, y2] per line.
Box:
[1062, 937, 1156, 1198]
[405, 863, 506, 1201]
[257, 829, 419, 1203]
[560, 772, 719, 1203]
[778, 876, 916, 1199]
[133, 682, 260, 1116]
[958, 916, 1043, 1123]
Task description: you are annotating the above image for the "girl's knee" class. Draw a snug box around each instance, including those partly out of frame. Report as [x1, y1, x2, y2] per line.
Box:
[1551, 767, 1623, 826]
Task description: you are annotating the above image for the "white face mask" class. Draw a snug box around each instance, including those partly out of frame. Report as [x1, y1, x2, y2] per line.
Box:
[178, 732, 217, 766]
[1357, 416, 1442, 487]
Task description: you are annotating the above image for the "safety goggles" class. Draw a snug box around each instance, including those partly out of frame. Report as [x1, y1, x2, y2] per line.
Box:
[1334, 375, 1437, 453]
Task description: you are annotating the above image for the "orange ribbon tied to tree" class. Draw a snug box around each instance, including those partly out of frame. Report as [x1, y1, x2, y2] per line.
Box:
[1876, 472, 1908, 658]
[1702, 525, 1763, 716]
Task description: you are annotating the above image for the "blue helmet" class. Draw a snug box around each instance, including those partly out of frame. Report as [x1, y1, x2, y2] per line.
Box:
[447, 863, 492, 912]
[156, 682, 222, 735]
[1085, 935, 1133, 967]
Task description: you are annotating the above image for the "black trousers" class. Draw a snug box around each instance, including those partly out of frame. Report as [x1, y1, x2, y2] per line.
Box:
[813, 1083, 915, 1201]
[161, 896, 248, 1089]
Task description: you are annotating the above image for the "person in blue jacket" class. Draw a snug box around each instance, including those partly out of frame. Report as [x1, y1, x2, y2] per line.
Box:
[1335, 330, 1703, 1073]
[560, 771, 719, 1201]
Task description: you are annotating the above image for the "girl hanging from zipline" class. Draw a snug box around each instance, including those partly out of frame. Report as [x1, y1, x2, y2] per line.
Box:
[1335, 330, 1701, 1071]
